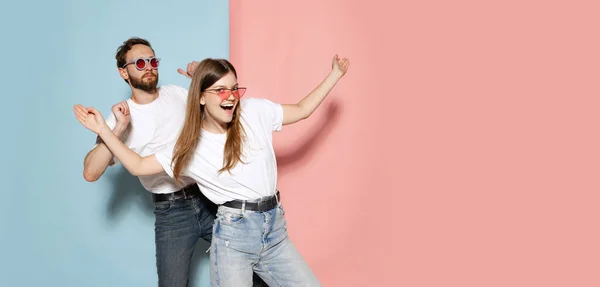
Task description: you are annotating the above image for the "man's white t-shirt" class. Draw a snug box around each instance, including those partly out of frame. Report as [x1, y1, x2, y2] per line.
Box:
[155, 98, 283, 204]
[94, 84, 195, 194]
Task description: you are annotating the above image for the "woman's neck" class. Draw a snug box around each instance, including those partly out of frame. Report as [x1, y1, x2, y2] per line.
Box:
[202, 116, 228, 134]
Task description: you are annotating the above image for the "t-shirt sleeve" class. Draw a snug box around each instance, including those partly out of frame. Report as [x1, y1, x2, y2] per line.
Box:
[154, 142, 176, 178]
[241, 98, 284, 132]
[168, 84, 190, 103]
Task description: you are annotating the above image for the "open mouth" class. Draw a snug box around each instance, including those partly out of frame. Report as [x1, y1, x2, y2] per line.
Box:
[220, 103, 234, 111]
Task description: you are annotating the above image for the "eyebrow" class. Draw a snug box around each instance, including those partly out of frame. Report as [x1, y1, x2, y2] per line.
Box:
[127, 55, 155, 61]
[212, 84, 239, 89]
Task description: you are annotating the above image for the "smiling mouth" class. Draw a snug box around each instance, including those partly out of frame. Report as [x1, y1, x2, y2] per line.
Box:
[220, 103, 234, 111]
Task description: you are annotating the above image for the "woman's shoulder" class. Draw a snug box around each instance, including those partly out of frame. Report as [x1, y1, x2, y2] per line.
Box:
[240, 97, 279, 112]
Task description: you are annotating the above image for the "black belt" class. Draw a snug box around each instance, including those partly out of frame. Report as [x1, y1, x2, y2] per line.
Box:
[152, 184, 202, 203]
[222, 191, 280, 212]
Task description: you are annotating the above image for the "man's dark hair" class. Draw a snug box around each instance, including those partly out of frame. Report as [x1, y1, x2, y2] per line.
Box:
[115, 37, 154, 69]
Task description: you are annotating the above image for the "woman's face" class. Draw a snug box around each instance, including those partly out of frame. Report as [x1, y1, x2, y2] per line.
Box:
[201, 72, 244, 126]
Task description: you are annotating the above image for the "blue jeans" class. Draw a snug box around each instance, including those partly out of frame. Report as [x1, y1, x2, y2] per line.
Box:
[154, 195, 268, 287]
[154, 195, 216, 287]
[210, 204, 321, 287]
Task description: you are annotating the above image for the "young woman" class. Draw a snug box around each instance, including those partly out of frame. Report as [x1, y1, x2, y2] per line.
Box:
[74, 55, 349, 286]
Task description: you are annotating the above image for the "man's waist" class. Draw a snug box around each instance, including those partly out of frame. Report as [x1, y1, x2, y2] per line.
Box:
[139, 175, 195, 194]
[151, 184, 202, 203]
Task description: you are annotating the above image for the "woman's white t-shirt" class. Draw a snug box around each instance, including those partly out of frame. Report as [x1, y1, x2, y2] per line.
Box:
[155, 98, 284, 204]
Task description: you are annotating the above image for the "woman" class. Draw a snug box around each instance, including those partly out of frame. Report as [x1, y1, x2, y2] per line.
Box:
[74, 55, 349, 286]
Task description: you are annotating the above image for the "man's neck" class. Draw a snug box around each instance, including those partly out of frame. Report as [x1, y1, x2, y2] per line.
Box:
[130, 88, 159, 105]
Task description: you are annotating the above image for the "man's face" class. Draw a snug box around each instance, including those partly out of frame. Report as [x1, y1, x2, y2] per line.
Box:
[122, 44, 159, 92]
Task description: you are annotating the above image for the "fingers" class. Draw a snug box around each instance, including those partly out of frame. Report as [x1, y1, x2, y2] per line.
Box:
[74, 104, 87, 112]
[73, 104, 105, 133]
[177, 68, 191, 79]
[176, 61, 198, 79]
[111, 102, 121, 113]
[187, 63, 193, 76]
[120, 101, 130, 115]
[188, 61, 197, 75]
[73, 105, 89, 126]
[177, 68, 186, 75]
[340, 58, 350, 69]
[111, 101, 130, 115]
[87, 107, 101, 116]
[73, 104, 88, 119]
[74, 114, 87, 126]
[177, 61, 197, 79]
[333, 54, 350, 71]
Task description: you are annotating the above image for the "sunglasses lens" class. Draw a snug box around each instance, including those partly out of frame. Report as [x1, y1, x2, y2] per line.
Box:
[218, 90, 230, 100]
[135, 59, 145, 70]
[150, 58, 159, 68]
[234, 88, 246, 99]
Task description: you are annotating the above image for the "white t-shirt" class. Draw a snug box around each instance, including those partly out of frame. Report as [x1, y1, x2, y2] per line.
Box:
[155, 98, 284, 204]
[93, 84, 195, 194]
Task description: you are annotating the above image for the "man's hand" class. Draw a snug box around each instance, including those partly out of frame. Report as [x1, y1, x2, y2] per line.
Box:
[177, 61, 199, 79]
[111, 101, 130, 133]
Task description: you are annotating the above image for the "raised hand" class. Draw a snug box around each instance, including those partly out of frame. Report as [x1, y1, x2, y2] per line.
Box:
[111, 101, 130, 129]
[332, 54, 350, 77]
[73, 104, 109, 135]
[177, 61, 199, 79]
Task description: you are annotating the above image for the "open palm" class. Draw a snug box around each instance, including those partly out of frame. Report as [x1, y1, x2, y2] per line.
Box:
[73, 104, 108, 135]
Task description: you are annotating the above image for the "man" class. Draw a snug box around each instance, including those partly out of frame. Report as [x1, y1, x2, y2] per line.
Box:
[82, 37, 266, 287]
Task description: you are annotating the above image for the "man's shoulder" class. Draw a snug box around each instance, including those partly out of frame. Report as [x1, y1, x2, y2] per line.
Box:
[159, 84, 187, 94]
[159, 84, 189, 102]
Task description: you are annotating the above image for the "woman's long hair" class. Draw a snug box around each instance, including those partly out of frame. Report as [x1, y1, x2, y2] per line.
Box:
[172, 59, 245, 184]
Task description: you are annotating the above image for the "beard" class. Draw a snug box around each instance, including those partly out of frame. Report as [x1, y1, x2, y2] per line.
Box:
[130, 72, 158, 92]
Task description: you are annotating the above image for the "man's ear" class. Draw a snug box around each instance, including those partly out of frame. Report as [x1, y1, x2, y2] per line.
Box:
[118, 67, 129, 81]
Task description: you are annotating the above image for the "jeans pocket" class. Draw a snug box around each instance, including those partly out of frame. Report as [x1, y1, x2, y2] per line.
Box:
[217, 209, 245, 225]
[154, 201, 173, 215]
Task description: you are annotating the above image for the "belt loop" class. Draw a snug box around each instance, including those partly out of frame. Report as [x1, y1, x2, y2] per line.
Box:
[276, 190, 280, 204]
[241, 201, 246, 213]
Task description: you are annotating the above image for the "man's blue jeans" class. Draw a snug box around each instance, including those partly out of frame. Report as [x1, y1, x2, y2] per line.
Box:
[154, 194, 216, 287]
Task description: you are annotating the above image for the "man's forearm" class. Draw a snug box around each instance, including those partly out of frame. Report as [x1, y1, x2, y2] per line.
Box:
[97, 125, 150, 176]
[82, 125, 128, 182]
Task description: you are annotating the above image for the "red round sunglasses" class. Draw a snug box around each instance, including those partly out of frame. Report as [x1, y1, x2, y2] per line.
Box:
[122, 57, 160, 71]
